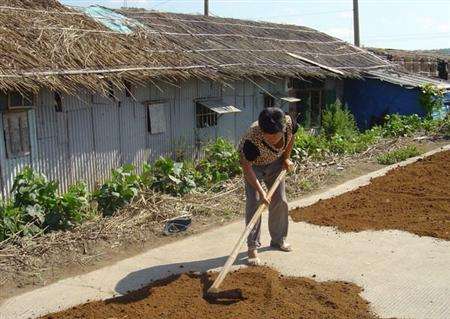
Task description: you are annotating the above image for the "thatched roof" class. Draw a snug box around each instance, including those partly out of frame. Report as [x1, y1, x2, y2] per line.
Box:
[369, 48, 450, 62]
[0, 0, 392, 94]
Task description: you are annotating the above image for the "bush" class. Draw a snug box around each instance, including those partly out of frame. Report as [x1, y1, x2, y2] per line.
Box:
[11, 167, 59, 229]
[5, 167, 91, 238]
[377, 146, 421, 165]
[420, 83, 445, 117]
[439, 115, 450, 137]
[94, 164, 141, 216]
[49, 182, 91, 229]
[382, 114, 422, 137]
[197, 138, 241, 187]
[0, 200, 33, 241]
[322, 100, 358, 139]
[143, 158, 197, 196]
[292, 127, 328, 161]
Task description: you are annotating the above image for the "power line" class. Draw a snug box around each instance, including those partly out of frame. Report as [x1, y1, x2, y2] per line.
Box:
[255, 10, 352, 19]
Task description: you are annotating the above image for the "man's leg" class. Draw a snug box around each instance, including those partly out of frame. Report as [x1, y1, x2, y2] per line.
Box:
[264, 162, 289, 248]
[245, 180, 262, 250]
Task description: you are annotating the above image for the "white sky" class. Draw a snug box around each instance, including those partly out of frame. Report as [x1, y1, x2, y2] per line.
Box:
[61, 0, 450, 50]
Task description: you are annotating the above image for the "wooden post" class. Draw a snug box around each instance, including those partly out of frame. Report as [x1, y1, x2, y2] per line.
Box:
[204, 0, 209, 16]
[207, 170, 287, 294]
[353, 0, 360, 47]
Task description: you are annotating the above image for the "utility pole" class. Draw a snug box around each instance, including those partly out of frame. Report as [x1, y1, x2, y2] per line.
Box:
[353, 0, 360, 46]
[123, 0, 128, 8]
[204, 0, 209, 16]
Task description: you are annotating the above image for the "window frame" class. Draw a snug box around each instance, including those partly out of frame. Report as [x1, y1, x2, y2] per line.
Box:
[144, 100, 167, 135]
[263, 93, 276, 108]
[297, 88, 325, 128]
[195, 102, 218, 128]
[2, 110, 31, 159]
[0, 91, 35, 110]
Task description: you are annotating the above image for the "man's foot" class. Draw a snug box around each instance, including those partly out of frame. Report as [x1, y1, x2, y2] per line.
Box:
[247, 249, 261, 266]
[270, 241, 293, 252]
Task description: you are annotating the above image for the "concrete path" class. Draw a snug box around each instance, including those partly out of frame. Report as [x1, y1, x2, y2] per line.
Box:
[1, 145, 449, 319]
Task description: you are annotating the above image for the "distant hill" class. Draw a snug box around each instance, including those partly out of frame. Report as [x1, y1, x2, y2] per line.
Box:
[424, 48, 450, 56]
[433, 48, 450, 55]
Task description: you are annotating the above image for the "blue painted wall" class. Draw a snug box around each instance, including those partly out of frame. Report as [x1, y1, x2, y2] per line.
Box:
[343, 78, 426, 129]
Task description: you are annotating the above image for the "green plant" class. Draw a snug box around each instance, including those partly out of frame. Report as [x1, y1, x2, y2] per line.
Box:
[145, 158, 196, 196]
[292, 127, 328, 161]
[420, 83, 445, 117]
[377, 146, 421, 165]
[299, 178, 314, 191]
[9, 167, 91, 236]
[197, 138, 241, 188]
[47, 182, 91, 229]
[11, 167, 58, 230]
[321, 100, 358, 139]
[382, 114, 422, 137]
[94, 164, 141, 216]
[438, 115, 450, 137]
[0, 200, 30, 241]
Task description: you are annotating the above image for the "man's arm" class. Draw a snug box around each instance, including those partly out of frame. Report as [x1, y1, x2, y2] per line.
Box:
[283, 135, 294, 161]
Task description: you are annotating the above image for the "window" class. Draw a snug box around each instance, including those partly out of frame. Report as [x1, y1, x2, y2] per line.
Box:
[297, 89, 324, 128]
[54, 92, 63, 112]
[0, 91, 34, 110]
[264, 93, 275, 108]
[196, 102, 217, 128]
[147, 103, 166, 134]
[3, 111, 31, 158]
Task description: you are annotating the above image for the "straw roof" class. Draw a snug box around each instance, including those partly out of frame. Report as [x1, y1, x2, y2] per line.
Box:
[369, 48, 450, 61]
[0, 0, 392, 94]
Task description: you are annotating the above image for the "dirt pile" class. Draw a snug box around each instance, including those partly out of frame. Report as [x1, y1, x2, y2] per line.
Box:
[291, 150, 450, 240]
[41, 267, 379, 319]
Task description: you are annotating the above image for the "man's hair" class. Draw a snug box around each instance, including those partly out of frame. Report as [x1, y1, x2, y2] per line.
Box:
[258, 107, 286, 134]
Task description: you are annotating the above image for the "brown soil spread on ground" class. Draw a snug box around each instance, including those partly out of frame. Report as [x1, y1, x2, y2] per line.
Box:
[41, 267, 379, 319]
[291, 150, 450, 240]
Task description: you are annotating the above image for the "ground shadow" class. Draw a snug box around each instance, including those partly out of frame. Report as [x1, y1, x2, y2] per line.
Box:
[112, 246, 273, 305]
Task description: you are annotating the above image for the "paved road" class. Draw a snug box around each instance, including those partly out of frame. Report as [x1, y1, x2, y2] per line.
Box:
[1, 145, 449, 319]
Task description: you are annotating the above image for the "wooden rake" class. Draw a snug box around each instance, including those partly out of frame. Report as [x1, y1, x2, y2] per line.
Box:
[207, 169, 287, 295]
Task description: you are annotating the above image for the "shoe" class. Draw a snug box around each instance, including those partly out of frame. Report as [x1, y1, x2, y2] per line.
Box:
[270, 241, 293, 252]
[247, 249, 261, 266]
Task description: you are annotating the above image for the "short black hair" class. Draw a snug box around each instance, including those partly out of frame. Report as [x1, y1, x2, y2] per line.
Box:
[258, 107, 286, 134]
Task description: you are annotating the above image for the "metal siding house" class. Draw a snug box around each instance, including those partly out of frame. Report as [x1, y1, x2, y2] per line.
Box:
[344, 70, 450, 129]
[0, 1, 391, 196]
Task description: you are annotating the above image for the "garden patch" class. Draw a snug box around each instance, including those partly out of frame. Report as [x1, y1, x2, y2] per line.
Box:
[291, 150, 450, 240]
[39, 267, 380, 319]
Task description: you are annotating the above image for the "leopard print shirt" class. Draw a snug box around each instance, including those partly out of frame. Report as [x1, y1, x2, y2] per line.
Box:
[238, 115, 296, 166]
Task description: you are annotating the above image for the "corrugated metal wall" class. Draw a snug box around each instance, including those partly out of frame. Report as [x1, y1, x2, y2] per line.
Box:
[0, 77, 286, 196]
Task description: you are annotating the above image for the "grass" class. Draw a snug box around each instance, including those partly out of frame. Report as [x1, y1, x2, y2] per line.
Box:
[299, 178, 315, 191]
[377, 146, 422, 165]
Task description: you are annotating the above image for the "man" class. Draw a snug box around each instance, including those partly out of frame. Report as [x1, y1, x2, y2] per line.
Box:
[238, 107, 297, 265]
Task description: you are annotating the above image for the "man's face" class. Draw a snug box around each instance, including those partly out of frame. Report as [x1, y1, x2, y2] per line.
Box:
[263, 132, 283, 145]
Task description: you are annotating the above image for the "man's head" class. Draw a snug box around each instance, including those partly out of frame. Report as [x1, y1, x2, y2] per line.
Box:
[258, 107, 286, 145]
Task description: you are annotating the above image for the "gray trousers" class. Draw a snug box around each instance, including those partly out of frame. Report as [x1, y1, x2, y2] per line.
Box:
[245, 157, 289, 249]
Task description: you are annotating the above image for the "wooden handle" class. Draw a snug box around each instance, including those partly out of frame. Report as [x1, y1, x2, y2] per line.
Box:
[207, 170, 287, 293]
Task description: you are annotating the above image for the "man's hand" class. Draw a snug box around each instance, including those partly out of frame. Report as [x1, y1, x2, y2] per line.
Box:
[259, 190, 271, 206]
[283, 158, 295, 172]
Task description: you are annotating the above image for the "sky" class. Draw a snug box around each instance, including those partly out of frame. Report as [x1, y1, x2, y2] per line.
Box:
[60, 0, 450, 50]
